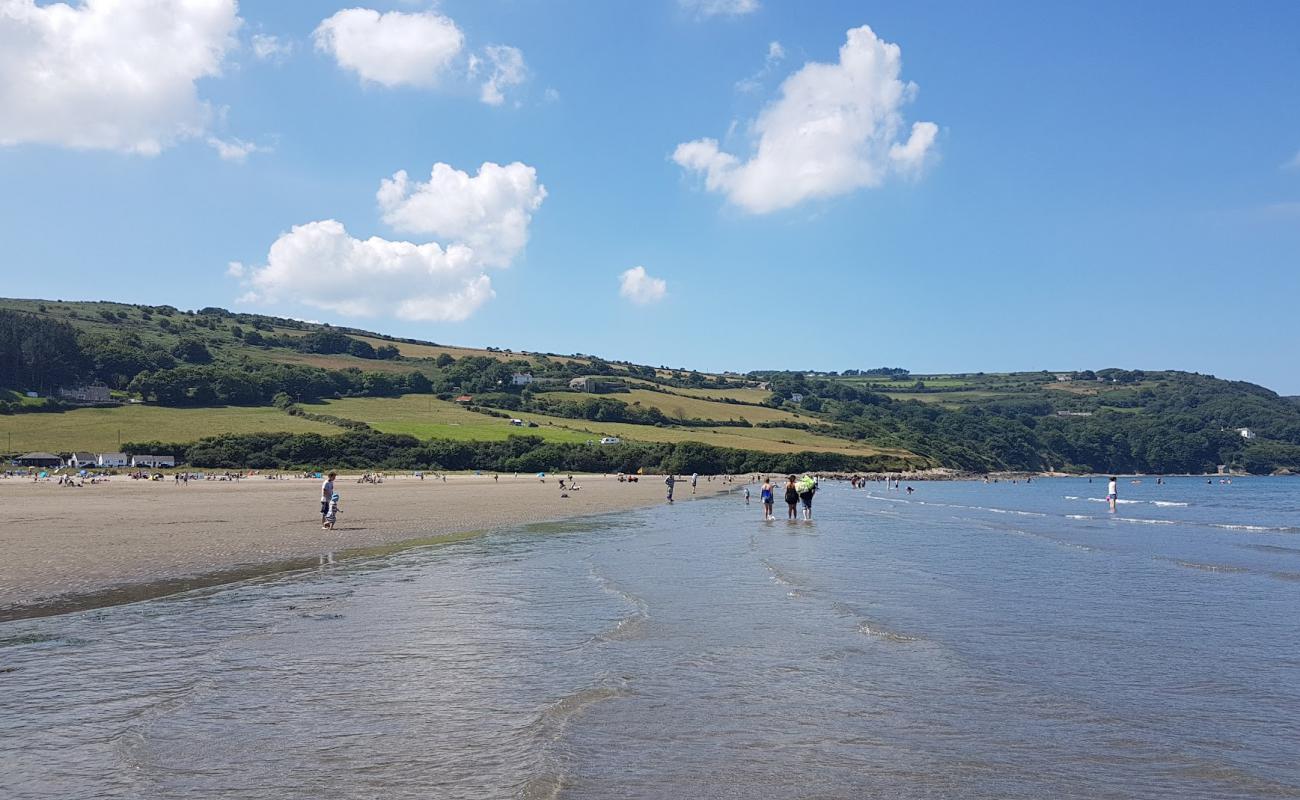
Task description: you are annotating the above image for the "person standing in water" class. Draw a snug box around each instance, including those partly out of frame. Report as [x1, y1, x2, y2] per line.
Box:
[784, 475, 799, 520]
[1107, 476, 1118, 512]
[665, 474, 676, 503]
[798, 474, 818, 520]
[691, 472, 698, 494]
[760, 477, 775, 521]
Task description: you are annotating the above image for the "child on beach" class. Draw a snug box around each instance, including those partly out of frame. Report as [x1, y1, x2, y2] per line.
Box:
[665, 474, 676, 503]
[322, 492, 340, 529]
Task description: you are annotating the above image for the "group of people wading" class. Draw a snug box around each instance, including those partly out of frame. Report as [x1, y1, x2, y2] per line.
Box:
[758, 474, 817, 521]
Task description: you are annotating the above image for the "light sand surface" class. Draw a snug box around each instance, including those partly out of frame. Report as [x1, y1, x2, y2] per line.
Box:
[0, 473, 737, 618]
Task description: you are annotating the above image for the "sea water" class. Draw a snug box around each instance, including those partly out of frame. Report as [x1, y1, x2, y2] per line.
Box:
[2, 477, 1298, 799]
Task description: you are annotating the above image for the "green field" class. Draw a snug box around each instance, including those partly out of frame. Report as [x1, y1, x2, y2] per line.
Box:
[0, 405, 339, 452]
[320, 395, 903, 456]
[539, 388, 806, 425]
[318, 396, 592, 443]
[669, 386, 773, 404]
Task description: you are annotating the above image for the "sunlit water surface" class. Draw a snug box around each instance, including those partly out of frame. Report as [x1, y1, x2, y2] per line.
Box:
[3, 477, 1299, 799]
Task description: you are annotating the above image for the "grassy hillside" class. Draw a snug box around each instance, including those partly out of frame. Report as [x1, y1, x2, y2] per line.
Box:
[535, 388, 807, 426]
[317, 395, 900, 457]
[0, 405, 339, 453]
[4, 298, 1299, 474]
[0, 297, 576, 377]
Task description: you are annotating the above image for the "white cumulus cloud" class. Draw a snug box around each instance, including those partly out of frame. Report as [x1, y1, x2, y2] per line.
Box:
[673, 24, 938, 214]
[619, 266, 667, 305]
[237, 162, 545, 322]
[680, 0, 759, 18]
[0, 0, 241, 155]
[238, 220, 493, 322]
[313, 7, 464, 88]
[377, 161, 546, 268]
[251, 32, 293, 62]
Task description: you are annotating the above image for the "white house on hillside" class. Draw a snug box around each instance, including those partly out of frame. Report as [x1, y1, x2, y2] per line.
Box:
[59, 383, 112, 403]
[1238, 428, 1257, 440]
[511, 373, 534, 386]
[98, 453, 130, 467]
[790, 393, 804, 403]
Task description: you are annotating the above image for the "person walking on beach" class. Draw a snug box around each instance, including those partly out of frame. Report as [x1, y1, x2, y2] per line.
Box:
[784, 475, 799, 520]
[744, 486, 751, 505]
[760, 477, 775, 520]
[1107, 476, 1118, 513]
[321, 472, 336, 525]
[665, 474, 676, 503]
[691, 473, 698, 494]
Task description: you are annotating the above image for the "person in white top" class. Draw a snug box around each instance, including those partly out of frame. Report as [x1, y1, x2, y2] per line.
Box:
[1107, 476, 1118, 513]
[321, 471, 337, 525]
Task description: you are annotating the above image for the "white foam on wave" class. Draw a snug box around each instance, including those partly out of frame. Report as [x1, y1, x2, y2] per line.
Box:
[864, 494, 909, 504]
[1065, 514, 1092, 520]
[1116, 517, 1176, 525]
[1210, 523, 1300, 533]
[1153, 501, 1189, 507]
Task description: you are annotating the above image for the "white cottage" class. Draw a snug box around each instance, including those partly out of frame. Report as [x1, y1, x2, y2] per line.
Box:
[132, 454, 177, 468]
[68, 452, 97, 468]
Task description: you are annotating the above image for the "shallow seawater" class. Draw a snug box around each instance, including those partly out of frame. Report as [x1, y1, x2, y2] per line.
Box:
[2, 477, 1299, 799]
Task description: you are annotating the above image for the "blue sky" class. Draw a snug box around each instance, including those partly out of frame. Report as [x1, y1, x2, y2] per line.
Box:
[2, 1, 1298, 392]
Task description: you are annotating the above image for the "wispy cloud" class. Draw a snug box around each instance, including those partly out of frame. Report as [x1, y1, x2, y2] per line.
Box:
[251, 33, 293, 63]
[207, 136, 269, 163]
[679, 0, 759, 18]
[735, 40, 785, 93]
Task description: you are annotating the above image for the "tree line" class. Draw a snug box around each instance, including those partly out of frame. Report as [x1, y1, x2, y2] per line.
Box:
[123, 431, 915, 475]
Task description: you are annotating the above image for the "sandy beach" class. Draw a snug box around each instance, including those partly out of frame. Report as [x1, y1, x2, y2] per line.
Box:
[0, 473, 736, 619]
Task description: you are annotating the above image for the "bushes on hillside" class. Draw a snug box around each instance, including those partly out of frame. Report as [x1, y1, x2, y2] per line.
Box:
[123, 431, 916, 474]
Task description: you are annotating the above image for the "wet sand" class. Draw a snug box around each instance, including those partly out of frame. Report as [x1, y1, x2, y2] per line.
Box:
[0, 473, 733, 620]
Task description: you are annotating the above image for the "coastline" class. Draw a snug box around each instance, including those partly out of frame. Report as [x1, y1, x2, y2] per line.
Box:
[0, 472, 736, 622]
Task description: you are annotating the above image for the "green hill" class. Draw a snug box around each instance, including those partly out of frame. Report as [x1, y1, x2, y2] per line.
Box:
[3, 298, 1300, 475]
